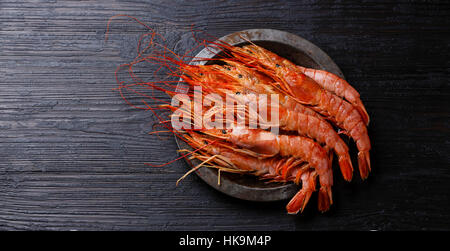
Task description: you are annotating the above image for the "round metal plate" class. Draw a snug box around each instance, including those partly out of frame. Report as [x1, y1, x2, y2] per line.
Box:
[174, 29, 344, 202]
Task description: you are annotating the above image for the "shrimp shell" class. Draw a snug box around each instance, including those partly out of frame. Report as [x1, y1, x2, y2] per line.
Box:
[225, 44, 371, 180]
[243, 44, 370, 125]
[204, 127, 333, 210]
[209, 62, 353, 181]
[184, 131, 318, 213]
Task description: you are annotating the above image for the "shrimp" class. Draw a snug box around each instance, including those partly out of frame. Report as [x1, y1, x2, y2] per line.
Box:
[221, 44, 371, 180]
[211, 61, 324, 121]
[278, 108, 353, 181]
[211, 62, 353, 181]
[239, 44, 370, 125]
[296, 65, 370, 125]
[185, 131, 306, 182]
[204, 127, 333, 211]
[108, 16, 374, 215]
[184, 131, 322, 213]
[287, 78, 371, 180]
[286, 170, 317, 214]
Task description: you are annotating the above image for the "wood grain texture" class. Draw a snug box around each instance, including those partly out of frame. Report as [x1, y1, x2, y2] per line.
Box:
[0, 0, 449, 230]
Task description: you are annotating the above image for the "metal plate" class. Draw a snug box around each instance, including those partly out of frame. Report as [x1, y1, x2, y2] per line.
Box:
[174, 29, 344, 202]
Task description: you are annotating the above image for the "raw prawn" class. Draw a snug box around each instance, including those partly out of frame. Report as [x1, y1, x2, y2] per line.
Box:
[184, 131, 321, 213]
[209, 62, 354, 181]
[218, 43, 371, 179]
[106, 16, 373, 214]
[204, 127, 333, 211]
[237, 44, 370, 125]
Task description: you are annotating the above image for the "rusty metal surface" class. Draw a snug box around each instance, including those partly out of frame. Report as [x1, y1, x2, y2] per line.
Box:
[175, 29, 344, 202]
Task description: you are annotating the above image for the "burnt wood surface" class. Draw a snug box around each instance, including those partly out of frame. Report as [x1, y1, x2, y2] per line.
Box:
[0, 0, 449, 230]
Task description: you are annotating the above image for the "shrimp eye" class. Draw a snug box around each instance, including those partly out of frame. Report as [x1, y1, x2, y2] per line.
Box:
[221, 129, 227, 134]
[199, 73, 204, 76]
[235, 92, 241, 95]
[276, 64, 280, 68]
[238, 74, 243, 78]
[204, 140, 209, 145]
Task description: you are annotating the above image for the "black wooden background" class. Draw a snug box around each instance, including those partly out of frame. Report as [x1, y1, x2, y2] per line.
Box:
[1, 0, 449, 231]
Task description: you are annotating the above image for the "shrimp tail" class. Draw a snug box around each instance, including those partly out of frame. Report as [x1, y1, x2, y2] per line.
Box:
[355, 99, 370, 125]
[358, 151, 371, 180]
[286, 189, 313, 214]
[338, 155, 354, 182]
[318, 187, 333, 212]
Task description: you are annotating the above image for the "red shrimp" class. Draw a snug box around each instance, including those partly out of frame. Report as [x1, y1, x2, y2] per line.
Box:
[240, 44, 370, 125]
[185, 131, 322, 213]
[219, 44, 371, 180]
[204, 127, 333, 211]
[209, 62, 353, 181]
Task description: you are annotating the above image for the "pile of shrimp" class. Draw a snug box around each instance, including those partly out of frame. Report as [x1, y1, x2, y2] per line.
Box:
[107, 16, 371, 214]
